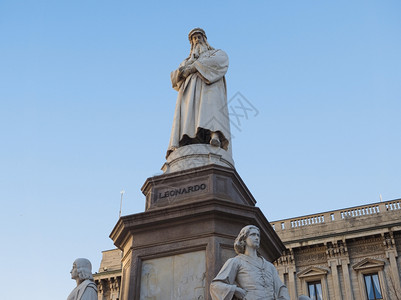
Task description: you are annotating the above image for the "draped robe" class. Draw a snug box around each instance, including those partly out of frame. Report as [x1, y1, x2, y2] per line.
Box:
[167, 49, 231, 158]
[67, 279, 97, 300]
[210, 255, 290, 300]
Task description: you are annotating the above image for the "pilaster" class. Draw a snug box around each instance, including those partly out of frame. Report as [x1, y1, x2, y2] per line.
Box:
[326, 240, 352, 300]
[274, 248, 296, 299]
[328, 259, 341, 300]
[340, 257, 353, 300]
[288, 265, 297, 300]
[383, 231, 401, 298]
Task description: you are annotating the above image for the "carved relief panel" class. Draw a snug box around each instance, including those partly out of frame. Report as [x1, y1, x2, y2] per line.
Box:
[295, 246, 327, 267]
[348, 237, 385, 261]
[140, 251, 206, 300]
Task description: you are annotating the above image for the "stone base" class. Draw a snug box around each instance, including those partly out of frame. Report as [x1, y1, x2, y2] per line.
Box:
[111, 200, 285, 300]
[162, 144, 234, 174]
[111, 165, 285, 300]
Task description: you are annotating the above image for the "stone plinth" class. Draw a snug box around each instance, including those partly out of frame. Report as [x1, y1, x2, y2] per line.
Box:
[142, 164, 254, 210]
[110, 165, 285, 300]
[162, 144, 234, 174]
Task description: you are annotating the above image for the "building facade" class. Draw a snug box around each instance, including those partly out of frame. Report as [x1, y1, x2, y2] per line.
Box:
[271, 198, 401, 300]
[94, 198, 401, 300]
[94, 249, 122, 300]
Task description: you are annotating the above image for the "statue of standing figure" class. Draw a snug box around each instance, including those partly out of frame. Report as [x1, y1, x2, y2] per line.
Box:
[67, 258, 97, 300]
[210, 225, 290, 300]
[166, 28, 231, 159]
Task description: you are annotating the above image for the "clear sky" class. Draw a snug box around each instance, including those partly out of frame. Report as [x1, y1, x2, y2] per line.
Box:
[1, 1, 400, 299]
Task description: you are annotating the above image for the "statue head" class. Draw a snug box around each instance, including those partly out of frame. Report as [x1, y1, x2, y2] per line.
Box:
[71, 258, 94, 281]
[188, 28, 207, 42]
[187, 27, 214, 58]
[234, 225, 260, 254]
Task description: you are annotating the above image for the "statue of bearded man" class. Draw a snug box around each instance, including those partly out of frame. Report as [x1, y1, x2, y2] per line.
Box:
[166, 28, 231, 159]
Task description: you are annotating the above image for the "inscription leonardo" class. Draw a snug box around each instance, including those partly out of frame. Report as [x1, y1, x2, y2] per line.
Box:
[158, 183, 207, 199]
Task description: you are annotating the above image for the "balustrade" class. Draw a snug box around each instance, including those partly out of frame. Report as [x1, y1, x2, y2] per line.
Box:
[271, 199, 401, 231]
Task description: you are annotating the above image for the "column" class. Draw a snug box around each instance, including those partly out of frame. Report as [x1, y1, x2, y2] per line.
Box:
[328, 259, 342, 300]
[341, 258, 353, 300]
[276, 266, 285, 284]
[383, 231, 401, 297]
[288, 266, 297, 300]
[387, 250, 401, 295]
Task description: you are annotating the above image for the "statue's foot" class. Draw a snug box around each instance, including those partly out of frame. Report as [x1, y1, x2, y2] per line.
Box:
[210, 133, 221, 147]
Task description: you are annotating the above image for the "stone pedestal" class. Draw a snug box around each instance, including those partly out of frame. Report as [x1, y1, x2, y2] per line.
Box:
[110, 165, 285, 300]
[162, 144, 235, 174]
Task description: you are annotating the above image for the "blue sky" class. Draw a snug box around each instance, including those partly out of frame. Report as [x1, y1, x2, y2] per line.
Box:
[1, 1, 400, 299]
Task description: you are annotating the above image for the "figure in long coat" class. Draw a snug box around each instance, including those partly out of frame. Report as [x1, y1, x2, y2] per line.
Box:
[167, 28, 231, 158]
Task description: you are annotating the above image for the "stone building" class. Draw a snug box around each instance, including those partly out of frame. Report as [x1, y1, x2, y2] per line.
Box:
[94, 198, 401, 300]
[271, 198, 401, 300]
[93, 249, 122, 300]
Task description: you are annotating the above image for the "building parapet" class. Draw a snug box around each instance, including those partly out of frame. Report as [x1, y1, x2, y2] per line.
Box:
[271, 198, 401, 238]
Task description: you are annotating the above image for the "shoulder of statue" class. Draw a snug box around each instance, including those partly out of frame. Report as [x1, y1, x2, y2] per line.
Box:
[79, 279, 96, 288]
[224, 255, 242, 266]
[261, 257, 275, 268]
[83, 280, 97, 292]
[236, 254, 249, 263]
[204, 49, 226, 57]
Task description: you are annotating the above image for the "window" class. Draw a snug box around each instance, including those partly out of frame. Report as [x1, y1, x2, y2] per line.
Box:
[353, 259, 386, 300]
[298, 266, 328, 299]
[308, 281, 323, 300]
[364, 274, 383, 300]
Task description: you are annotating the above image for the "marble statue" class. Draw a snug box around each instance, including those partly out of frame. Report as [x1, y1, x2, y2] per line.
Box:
[166, 28, 231, 158]
[67, 258, 98, 300]
[210, 225, 290, 300]
[298, 296, 312, 300]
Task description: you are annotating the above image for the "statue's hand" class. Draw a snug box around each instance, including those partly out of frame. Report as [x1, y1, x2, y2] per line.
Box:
[181, 64, 196, 78]
[186, 56, 196, 65]
[234, 287, 247, 299]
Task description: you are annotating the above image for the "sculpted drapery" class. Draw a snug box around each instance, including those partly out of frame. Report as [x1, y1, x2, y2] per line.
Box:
[167, 28, 231, 158]
[210, 255, 290, 300]
[68, 258, 97, 300]
[210, 225, 290, 300]
[67, 279, 97, 300]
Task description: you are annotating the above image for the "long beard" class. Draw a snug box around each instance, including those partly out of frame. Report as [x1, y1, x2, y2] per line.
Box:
[192, 42, 208, 58]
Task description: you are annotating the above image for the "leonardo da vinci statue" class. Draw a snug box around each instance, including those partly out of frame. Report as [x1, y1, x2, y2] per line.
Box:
[166, 28, 232, 159]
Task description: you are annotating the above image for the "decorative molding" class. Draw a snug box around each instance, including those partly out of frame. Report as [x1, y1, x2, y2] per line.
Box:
[353, 258, 388, 300]
[297, 266, 329, 278]
[326, 240, 348, 258]
[295, 252, 327, 266]
[274, 249, 294, 266]
[382, 231, 396, 250]
[349, 243, 383, 257]
[352, 257, 385, 271]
